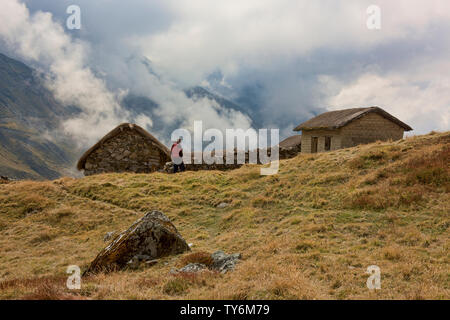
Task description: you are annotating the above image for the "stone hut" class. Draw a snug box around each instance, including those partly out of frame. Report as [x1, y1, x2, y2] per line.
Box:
[77, 123, 170, 175]
[279, 135, 302, 152]
[293, 107, 413, 153]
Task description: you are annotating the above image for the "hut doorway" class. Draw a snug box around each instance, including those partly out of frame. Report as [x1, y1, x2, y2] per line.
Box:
[311, 137, 318, 153]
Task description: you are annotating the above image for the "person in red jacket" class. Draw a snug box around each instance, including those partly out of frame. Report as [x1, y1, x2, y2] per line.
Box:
[171, 138, 185, 173]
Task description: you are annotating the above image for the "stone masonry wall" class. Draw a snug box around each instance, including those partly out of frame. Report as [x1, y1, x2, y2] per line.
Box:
[301, 113, 405, 153]
[84, 130, 169, 175]
[340, 113, 404, 148]
[163, 145, 301, 173]
[301, 129, 341, 153]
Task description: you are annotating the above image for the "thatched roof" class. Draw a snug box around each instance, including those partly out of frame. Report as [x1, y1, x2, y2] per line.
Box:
[293, 107, 413, 131]
[279, 135, 302, 148]
[77, 123, 170, 170]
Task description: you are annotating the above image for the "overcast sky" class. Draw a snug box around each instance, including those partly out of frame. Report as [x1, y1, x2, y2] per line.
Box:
[1, 0, 449, 145]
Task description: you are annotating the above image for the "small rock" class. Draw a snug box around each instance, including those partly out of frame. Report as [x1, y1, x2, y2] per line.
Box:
[172, 250, 241, 275]
[164, 162, 174, 173]
[211, 251, 241, 273]
[216, 202, 229, 209]
[171, 263, 207, 274]
[179, 263, 207, 273]
[126, 256, 140, 270]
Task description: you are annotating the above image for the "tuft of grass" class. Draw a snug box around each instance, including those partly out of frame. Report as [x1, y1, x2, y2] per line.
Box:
[294, 241, 314, 253]
[163, 278, 190, 296]
[383, 247, 402, 261]
[404, 146, 449, 188]
[251, 196, 279, 208]
[178, 251, 213, 267]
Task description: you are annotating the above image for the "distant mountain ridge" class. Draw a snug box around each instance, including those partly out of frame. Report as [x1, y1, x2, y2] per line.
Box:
[121, 85, 254, 144]
[0, 53, 78, 179]
[185, 86, 252, 121]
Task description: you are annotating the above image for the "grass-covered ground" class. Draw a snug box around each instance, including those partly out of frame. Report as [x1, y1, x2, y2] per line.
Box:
[0, 131, 448, 299]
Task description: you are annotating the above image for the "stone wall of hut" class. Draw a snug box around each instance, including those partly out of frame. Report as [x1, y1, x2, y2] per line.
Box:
[163, 145, 301, 173]
[301, 129, 342, 153]
[340, 113, 404, 148]
[83, 130, 169, 175]
[301, 113, 405, 153]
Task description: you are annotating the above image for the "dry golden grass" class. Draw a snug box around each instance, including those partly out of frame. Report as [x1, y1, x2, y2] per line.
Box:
[0, 131, 448, 300]
[178, 251, 214, 267]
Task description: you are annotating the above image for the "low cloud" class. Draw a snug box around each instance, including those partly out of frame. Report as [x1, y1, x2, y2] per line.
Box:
[1, 0, 449, 146]
[132, 0, 450, 84]
[321, 57, 450, 134]
[129, 0, 450, 134]
[0, 0, 252, 149]
[0, 0, 145, 147]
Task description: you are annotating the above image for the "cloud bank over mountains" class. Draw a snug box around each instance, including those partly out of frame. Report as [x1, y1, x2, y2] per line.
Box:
[0, 0, 141, 146]
[1, 0, 449, 146]
[0, 0, 252, 147]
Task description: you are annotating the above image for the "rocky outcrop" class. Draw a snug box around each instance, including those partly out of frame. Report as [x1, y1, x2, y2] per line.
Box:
[177, 263, 208, 273]
[173, 250, 241, 274]
[84, 211, 190, 275]
[211, 251, 241, 273]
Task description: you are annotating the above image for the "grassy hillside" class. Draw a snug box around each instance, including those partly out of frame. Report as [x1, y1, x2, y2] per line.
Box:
[0, 131, 448, 300]
[0, 124, 78, 180]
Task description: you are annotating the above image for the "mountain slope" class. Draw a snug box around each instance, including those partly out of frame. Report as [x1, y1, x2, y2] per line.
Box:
[185, 86, 253, 123]
[0, 53, 78, 179]
[0, 124, 74, 179]
[0, 53, 75, 128]
[122, 86, 253, 125]
[0, 131, 448, 299]
[121, 87, 255, 147]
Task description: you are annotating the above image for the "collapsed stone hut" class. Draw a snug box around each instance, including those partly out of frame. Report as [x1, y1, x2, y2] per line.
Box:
[279, 135, 302, 155]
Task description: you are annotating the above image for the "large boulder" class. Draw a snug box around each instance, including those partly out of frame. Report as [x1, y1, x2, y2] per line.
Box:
[84, 210, 190, 274]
